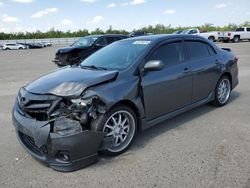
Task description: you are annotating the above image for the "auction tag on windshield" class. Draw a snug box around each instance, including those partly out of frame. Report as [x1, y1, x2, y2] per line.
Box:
[133, 41, 151, 45]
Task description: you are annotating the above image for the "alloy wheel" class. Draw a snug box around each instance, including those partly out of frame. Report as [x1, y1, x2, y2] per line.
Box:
[103, 110, 136, 153]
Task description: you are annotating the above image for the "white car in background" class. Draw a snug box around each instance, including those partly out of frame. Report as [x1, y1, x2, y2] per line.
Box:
[180, 28, 220, 42]
[3, 43, 26, 50]
[219, 27, 250, 42]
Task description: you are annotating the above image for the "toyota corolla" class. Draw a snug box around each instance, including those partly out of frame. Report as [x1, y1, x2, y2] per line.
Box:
[12, 35, 239, 171]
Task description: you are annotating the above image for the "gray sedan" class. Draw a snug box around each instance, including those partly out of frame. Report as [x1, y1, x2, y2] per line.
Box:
[13, 34, 239, 171]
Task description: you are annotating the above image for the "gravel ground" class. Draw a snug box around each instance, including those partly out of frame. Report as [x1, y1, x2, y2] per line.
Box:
[0, 42, 249, 188]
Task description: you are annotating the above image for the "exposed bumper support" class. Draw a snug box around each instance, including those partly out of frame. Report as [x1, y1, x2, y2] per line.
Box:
[12, 105, 105, 172]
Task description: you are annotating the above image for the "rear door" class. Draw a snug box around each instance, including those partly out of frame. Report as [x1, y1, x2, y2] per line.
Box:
[236, 28, 246, 39]
[141, 39, 193, 121]
[184, 40, 219, 102]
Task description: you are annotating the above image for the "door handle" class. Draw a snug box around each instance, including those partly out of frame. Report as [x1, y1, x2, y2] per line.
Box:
[183, 68, 191, 74]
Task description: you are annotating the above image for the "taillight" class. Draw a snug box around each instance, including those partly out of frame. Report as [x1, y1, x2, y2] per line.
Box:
[228, 32, 231, 37]
[234, 57, 239, 63]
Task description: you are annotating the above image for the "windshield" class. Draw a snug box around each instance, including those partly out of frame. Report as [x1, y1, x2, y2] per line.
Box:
[72, 36, 98, 47]
[80, 40, 151, 70]
[180, 30, 189, 34]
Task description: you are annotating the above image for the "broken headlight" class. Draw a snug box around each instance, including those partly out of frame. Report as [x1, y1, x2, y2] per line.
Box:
[53, 118, 82, 136]
[71, 98, 87, 107]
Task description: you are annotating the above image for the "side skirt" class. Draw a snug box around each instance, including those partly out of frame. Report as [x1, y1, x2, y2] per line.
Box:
[141, 92, 214, 130]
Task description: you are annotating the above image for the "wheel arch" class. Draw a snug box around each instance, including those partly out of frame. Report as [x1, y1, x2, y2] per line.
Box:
[111, 100, 142, 130]
[220, 72, 232, 87]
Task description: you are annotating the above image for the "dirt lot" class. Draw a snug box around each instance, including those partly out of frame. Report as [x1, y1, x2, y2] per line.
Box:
[0, 42, 249, 188]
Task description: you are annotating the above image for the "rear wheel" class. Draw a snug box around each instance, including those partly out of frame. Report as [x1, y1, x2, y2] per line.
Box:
[208, 36, 215, 42]
[212, 76, 231, 106]
[233, 36, 240, 43]
[91, 105, 137, 156]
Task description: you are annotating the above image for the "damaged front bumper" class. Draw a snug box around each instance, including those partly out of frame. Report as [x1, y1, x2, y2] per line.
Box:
[12, 101, 105, 172]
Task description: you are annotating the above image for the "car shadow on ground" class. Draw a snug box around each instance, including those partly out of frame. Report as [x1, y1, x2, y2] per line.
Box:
[98, 91, 241, 164]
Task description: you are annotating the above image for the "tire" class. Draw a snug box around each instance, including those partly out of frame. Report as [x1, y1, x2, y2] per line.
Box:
[19, 47, 23, 50]
[212, 75, 231, 107]
[233, 36, 240, 43]
[5, 48, 10, 50]
[208, 36, 215, 42]
[91, 105, 137, 156]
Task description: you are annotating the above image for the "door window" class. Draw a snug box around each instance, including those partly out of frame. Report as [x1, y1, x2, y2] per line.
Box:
[185, 41, 211, 60]
[236, 28, 244, 32]
[95, 38, 107, 46]
[188, 30, 198, 34]
[147, 41, 185, 67]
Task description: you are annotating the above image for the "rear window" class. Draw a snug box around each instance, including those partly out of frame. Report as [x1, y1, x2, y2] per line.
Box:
[185, 41, 211, 60]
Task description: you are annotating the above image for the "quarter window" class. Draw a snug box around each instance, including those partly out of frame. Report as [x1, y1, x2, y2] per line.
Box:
[147, 42, 185, 67]
[185, 41, 211, 60]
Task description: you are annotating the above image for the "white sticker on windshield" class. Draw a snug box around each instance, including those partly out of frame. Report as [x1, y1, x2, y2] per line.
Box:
[133, 41, 151, 45]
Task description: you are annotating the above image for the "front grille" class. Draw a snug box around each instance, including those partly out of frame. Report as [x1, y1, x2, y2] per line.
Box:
[18, 131, 45, 156]
[17, 88, 61, 121]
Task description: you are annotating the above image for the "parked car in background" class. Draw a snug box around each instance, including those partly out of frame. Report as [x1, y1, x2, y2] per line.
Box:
[41, 41, 52, 47]
[180, 28, 220, 42]
[129, 31, 153, 37]
[3, 43, 27, 50]
[13, 35, 238, 171]
[53, 34, 128, 67]
[219, 27, 250, 42]
[27, 42, 44, 49]
[17, 43, 31, 49]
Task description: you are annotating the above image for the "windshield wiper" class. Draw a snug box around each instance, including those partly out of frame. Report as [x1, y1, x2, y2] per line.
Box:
[80, 65, 108, 70]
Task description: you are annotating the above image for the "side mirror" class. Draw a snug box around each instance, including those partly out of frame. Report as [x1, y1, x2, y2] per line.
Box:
[144, 60, 164, 71]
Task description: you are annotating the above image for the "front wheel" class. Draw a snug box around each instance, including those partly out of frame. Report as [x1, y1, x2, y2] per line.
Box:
[91, 105, 137, 156]
[212, 76, 231, 106]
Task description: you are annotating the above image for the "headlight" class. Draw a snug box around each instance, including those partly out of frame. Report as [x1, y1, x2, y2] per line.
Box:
[53, 118, 82, 136]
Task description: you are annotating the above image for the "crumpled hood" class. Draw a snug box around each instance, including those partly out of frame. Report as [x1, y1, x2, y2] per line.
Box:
[25, 67, 118, 97]
[57, 46, 91, 54]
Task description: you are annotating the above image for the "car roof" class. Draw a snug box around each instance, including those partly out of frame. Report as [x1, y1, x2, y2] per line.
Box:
[85, 34, 127, 38]
[123, 34, 208, 42]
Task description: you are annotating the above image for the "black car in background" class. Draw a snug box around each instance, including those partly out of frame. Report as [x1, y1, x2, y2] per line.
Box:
[13, 35, 238, 171]
[53, 34, 128, 67]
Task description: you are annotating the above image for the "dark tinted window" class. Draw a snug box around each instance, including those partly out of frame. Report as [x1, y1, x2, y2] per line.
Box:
[236, 28, 244, 32]
[148, 42, 185, 66]
[185, 41, 210, 60]
[247, 28, 250, 32]
[95, 38, 107, 46]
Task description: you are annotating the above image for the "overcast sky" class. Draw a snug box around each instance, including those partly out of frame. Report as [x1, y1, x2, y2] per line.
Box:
[0, 0, 250, 33]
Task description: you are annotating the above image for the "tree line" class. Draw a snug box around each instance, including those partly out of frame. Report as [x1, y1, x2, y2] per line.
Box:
[0, 21, 250, 40]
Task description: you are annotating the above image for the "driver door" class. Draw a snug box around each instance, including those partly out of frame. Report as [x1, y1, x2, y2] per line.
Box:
[141, 40, 193, 121]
